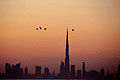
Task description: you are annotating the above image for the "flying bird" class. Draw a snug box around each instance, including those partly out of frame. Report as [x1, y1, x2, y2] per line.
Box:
[44, 27, 47, 30]
[72, 29, 74, 31]
[39, 27, 42, 30]
[36, 28, 39, 30]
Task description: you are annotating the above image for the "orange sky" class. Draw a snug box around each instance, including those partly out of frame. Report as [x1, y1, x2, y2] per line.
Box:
[0, 0, 120, 74]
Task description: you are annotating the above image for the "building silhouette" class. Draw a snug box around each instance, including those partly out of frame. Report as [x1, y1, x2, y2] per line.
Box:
[115, 63, 120, 80]
[100, 68, 105, 80]
[60, 61, 65, 78]
[82, 62, 86, 78]
[86, 70, 99, 79]
[52, 70, 55, 77]
[43, 67, 50, 78]
[118, 63, 120, 73]
[35, 66, 41, 76]
[1, 73, 5, 79]
[106, 70, 110, 80]
[5, 63, 11, 78]
[71, 65, 76, 78]
[5, 63, 23, 78]
[0, 72, 1, 79]
[77, 70, 81, 79]
[65, 28, 70, 78]
[25, 67, 28, 76]
[109, 73, 114, 80]
[20, 68, 23, 76]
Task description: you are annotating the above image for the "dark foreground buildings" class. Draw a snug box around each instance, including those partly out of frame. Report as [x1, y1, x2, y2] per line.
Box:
[5, 63, 23, 78]
[2, 62, 120, 79]
[25, 67, 28, 76]
[0, 28, 120, 80]
[35, 66, 41, 76]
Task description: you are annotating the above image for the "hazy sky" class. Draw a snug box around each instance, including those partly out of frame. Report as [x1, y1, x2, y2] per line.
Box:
[0, 0, 120, 74]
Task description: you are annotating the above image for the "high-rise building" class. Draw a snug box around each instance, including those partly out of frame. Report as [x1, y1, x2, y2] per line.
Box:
[100, 68, 105, 78]
[115, 63, 120, 80]
[16, 63, 21, 69]
[1, 73, 5, 79]
[86, 70, 99, 79]
[0, 72, 1, 79]
[5, 63, 23, 78]
[65, 28, 70, 78]
[20, 68, 23, 76]
[71, 65, 76, 78]
[5, 63, 11, 78]
[52, 70, 55, 77]
[25, 67, 28, 76]
[35, 66, 41, 76]
[44, 67, 50, 78]
[60, 61, 65, 77]
[118, 63, 120, 73]
[106, 70, 110, 79]
[77, 70, 81, 79]
[82, 62, 86, 78]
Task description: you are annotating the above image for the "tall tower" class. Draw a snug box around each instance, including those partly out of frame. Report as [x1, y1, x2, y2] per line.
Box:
[65, 28, 70, 78]
[82, 62, 86, 78]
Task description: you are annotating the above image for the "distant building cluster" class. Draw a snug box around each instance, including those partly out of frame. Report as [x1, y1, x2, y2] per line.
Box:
[5, 63, 23, 78]
[0, 29, 120, 80]
[0, 62, 120, 80]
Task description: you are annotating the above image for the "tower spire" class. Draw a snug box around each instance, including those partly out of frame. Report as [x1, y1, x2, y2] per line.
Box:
[65, 27, 70, 78]
[66, 28, 69, 56]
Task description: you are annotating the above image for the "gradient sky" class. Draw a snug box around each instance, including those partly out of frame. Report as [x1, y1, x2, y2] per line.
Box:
[0, 0, 120, 74]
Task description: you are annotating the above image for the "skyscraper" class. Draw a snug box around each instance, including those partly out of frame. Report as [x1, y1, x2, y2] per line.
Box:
[5, 63, 11, 78]
[106, 70, 110, 79]
[100, 68, 105, 78]
[82, 62, 86, 78]
[52, 70, 55, 77]
[60, 61, 65, 78]
[25, 67, 28, 76]
[44, 67, 50, 78]
[115, 63, 120, 80]
[0, 72, 1, 79]
[35, 66, 41, 76]
[71, 65, 76, 78]
[65, 28, 70, 78]
[5, 63, 23, 78]
[77, 70, 81, 79]
[20, 68, 23, 76]
[118, 63, 120, 73]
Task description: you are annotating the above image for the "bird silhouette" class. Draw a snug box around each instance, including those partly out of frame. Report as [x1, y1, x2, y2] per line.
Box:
[72, 29, 74, 31]
[39, 27, 42, 30]
[36, 28, 39, 30]
[44, 27, 47, 30]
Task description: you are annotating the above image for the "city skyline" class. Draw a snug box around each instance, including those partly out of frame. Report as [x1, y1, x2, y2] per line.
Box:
[0, 0, 120, 75]
[1, 28, 120, 79]
[0, 27, 119, 74]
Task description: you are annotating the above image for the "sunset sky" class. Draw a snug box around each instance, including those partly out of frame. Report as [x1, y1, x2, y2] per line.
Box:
[0, 0, 120, 74]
